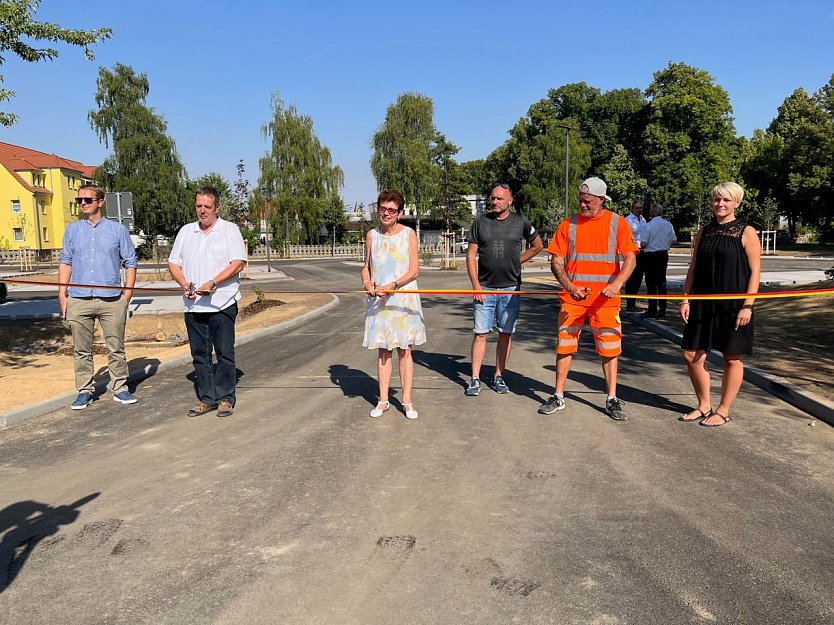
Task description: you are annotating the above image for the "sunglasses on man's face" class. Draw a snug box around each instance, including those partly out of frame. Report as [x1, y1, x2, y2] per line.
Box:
[76, 197, 99, 205]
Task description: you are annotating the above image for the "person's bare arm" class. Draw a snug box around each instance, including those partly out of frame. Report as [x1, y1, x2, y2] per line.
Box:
[466, 243, 484, 303]
[520, 235, 543, 263]
[550, 254, 588, 301]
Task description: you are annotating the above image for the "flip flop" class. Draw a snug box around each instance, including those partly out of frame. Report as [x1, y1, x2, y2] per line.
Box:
[679, 407, 711, 422]
[700, 411, 731, 427]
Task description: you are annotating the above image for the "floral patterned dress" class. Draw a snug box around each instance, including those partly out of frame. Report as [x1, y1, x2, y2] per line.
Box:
[363, 226, 427, 350]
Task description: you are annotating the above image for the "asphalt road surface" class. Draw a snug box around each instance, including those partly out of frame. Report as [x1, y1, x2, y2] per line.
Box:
[1, 260, 832, 624]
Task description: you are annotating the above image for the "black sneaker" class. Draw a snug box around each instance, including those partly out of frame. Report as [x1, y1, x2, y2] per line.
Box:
[492, 375, 509, 394]
[538, 395, 565, 414]
[464, 378, 481, 396]
[605, 397, 627, 421]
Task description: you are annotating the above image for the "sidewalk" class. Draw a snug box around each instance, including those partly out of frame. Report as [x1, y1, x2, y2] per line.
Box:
[0, 265, 290, 320]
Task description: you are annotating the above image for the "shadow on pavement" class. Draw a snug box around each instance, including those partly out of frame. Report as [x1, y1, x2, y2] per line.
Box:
[329, 364, 379, 408]
[0, 492, 99, 593]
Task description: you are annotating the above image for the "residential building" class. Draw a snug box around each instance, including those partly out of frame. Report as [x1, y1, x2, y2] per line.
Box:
[0, 141, 96, 259]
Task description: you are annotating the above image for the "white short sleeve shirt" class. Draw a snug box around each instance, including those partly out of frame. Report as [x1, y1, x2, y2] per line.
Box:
[168, 217, 247, 313]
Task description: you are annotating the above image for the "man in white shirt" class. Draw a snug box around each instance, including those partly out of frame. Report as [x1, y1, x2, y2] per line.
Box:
[623, 200, 647, 311]
[168, 186, 247, 417]
[641, 203, 677, 319]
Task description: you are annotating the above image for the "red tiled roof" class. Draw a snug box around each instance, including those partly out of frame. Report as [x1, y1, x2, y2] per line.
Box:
[0, 141, 96, 194]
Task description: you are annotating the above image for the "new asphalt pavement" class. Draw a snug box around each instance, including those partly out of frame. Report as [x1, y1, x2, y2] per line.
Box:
[0, 258, 832, 624]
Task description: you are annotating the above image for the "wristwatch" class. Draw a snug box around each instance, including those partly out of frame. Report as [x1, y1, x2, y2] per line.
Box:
[210, 280, 217, 291]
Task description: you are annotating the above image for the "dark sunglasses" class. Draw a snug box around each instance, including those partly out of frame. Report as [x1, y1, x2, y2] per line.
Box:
[76, 197, 100, 204]
[492, 182, 510, 190]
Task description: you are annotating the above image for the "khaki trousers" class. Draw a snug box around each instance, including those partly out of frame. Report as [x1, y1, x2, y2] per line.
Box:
[66, 296, 130, 394]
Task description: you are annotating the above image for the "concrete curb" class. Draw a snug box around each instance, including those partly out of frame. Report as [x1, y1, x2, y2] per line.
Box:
[0, 295, 340, 428]
[625, 312, 834, 427]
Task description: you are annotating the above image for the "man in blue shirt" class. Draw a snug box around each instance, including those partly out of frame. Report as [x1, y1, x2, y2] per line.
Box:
[58, 185, 139, 409]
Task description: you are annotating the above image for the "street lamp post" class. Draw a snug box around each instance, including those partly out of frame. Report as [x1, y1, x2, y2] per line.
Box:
[557, 124, 571, 221]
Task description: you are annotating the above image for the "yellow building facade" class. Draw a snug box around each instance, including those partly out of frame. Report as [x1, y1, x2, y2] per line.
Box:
[0, 141, 95, 258]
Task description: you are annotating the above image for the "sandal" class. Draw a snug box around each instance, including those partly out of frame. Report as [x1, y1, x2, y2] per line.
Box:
[700, 411, 730, 427]
[402, 402, 418, 420]
[678, 407, 711, 422]
[370, 401, 390, 418]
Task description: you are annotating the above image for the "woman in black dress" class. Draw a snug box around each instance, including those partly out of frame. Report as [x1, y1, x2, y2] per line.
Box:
[679, 182, 761, 427]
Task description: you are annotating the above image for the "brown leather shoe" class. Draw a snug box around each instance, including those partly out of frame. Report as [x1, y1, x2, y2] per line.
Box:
[217, 400, 234, 418]
[188, 402, 216, 417]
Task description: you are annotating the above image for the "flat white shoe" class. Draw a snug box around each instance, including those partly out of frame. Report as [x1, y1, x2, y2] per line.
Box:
[370, 401, 390, 418]
[402, 402, 418, 420]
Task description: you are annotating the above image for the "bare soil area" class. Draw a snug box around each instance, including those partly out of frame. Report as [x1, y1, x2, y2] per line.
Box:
[525, 276, 834, 403]
[0, 292, 331, 414]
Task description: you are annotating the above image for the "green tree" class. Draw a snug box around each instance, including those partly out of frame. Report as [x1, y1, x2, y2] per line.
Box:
[545, 82, 647, 172]
[597, 144, 648, 213]
[370, 92, 439, 242]
[431, 134, 470, 234]
[745, 85, 834, 239]
[641, 62, 740, 226]
[488, 110, 590, 231]
[457, 159, 491, 195]
[88, 63, 190, 243]
[190, 172, 232, 214]
[231, 159, 252, 227]
[1, 0, 111, 125]
[258, 92, 344, 245]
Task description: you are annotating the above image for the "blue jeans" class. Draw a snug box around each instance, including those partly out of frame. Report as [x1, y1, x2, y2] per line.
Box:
[473, 286, 520, 334]
[185, 304, 238, 405]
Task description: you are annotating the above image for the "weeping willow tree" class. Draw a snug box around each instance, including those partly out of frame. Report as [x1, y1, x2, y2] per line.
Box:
[258, 93, 344, 247]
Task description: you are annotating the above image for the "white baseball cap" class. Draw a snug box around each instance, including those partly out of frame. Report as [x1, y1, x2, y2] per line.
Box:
[579, 177, 611, 202]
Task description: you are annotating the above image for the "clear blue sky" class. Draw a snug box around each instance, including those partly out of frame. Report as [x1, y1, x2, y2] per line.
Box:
[3, 0, 833, 206]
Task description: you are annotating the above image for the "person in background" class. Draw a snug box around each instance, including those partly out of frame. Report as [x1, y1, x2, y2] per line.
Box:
[623, 200, 647, 312]
[641, 203, 677, 319]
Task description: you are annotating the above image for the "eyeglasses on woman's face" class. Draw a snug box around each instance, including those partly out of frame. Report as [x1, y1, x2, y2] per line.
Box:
[378, 207, 401, 215]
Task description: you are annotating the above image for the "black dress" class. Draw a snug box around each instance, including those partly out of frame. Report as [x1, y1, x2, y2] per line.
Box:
[681, 218, 754, 355]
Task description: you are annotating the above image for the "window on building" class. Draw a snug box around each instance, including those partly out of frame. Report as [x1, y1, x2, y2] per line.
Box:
[42, 227, 49, 242]
[13, 228, 23, 242]
[11, 200, 20, 213]
[39, 200, 46, 215]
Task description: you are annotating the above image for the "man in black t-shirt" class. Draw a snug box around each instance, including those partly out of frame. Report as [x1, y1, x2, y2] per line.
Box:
[464, 183, 543, 396]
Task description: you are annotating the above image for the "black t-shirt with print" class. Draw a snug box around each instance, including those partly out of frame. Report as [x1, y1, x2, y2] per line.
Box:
[467, 212, 537, 288]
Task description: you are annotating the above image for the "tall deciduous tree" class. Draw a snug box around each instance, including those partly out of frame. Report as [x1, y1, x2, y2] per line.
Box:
[371, 92, 439, 241]
[487, 108, 590, 231]
[597, 144, 648, 214]
[641, 63, 740, 224]
[0, 0, 111, 125]
[258, 93, 343, 245]
[191, 172, 232, 210]
[760, 86, 833, 238]
[458, 159, 492, 195]
[88, 63, 190, 242]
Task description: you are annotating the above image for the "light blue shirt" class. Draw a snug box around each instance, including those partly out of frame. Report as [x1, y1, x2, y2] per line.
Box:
[59, 217, 138, 298]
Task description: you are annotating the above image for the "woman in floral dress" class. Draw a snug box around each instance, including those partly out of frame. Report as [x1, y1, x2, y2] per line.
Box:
[361, 189, 426, 419]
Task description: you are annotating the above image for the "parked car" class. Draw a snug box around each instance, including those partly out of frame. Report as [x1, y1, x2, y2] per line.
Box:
[456, 237, 469, 253]
[775, 230, 793, 245]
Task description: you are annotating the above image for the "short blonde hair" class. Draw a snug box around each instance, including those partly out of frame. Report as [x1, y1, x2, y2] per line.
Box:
[711, 182, 744, 204]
